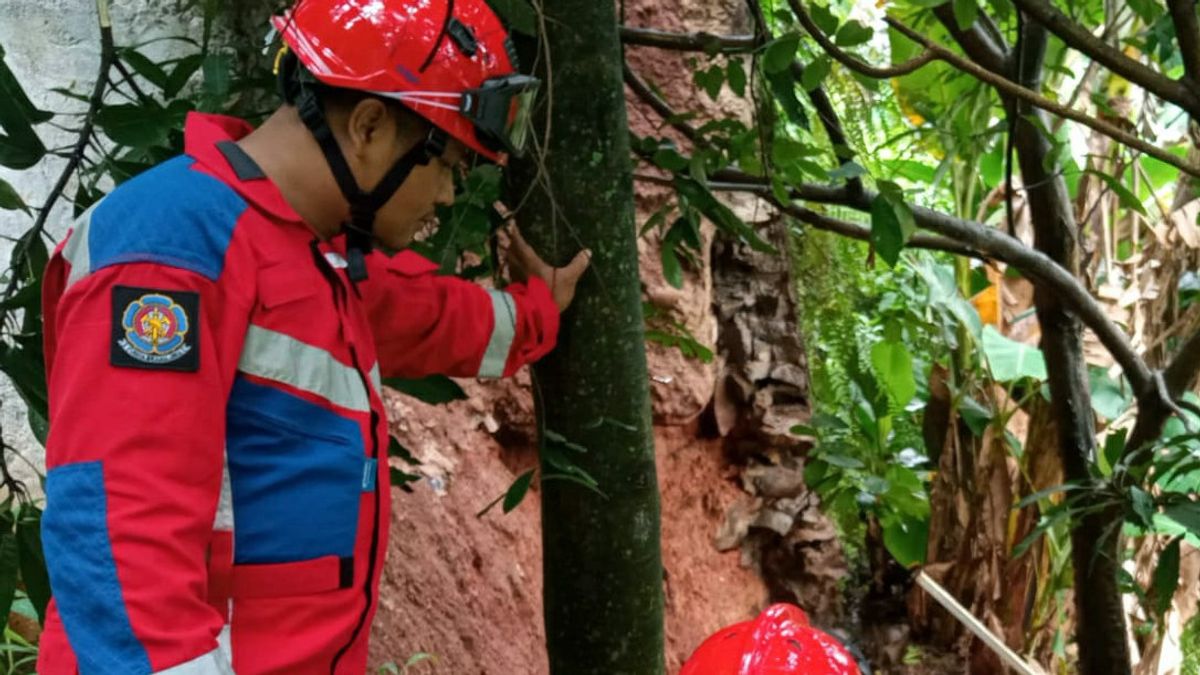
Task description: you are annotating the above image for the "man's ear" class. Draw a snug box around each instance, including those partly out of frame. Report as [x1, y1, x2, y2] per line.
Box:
[345, 98, 395, 157]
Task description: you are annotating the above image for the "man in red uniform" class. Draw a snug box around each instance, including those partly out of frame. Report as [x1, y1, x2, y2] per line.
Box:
[37, 1, 586, 672]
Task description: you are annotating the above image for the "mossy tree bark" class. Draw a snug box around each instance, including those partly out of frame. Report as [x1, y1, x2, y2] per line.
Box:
[506, 1, 666, 673]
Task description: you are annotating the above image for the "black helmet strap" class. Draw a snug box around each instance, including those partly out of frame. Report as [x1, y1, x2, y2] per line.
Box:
[287, 60, 446, 281]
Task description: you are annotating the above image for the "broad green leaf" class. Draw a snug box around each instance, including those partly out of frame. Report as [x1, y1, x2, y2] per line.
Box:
[767, 68, 810, 129]
[763, 34, 800, 74]
[388, 436, 420, 465]
[0, 45, 48, 168]
[165, 54, 205, 98]
[828, 161, 866, 182]
[673, 175, 774, 252]
[201, 53, 232, 105]
[871, 340, 917, 405]
[0, 177, 28, 214]
[16, 504, 49, 624]
[1152, 537, 1181, 618]
[1089, 368, 1131, 421]
[870, 194, 906, 267]
[835, 21, 874, 47]
[96, 103, 174, 148]
[821, 453, 864, 469]
[726, 58, 747, 97]
[1129, 487, 1155, 529]
[661, 245, 684, 288]
[883, 515, 928, 567]
[809, 4, 840, 35]
[0, 509, 16, 623]
[1087, 169, 1147, 216]
[800, 56, 832, 92]
[651, 147, 689, 172]
[953, 0, 979, 30]
[382, 375, 467, 404]
[503, 469, 535, 513]
[982, 325, 1047, 382]
[119, 48, 169, 90]
[1163, 502, 1200, 535]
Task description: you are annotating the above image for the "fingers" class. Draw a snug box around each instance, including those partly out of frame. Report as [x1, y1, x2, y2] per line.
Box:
[562, 248, 592, 282]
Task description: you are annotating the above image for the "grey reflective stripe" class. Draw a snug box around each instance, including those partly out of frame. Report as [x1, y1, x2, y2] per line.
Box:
[369, 363, 382, 397]
[239, 325, 370, 413]
[153, 646, 234, 675]
[478, 290, 517, 378]
[213, 457, 233, 531]
[62, 202, 100, 289]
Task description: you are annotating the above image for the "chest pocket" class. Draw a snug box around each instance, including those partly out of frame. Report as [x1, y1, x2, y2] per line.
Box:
[222, 262, 374, 589]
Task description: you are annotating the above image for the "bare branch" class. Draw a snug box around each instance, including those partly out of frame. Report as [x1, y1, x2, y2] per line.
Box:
[1168, 0, 1200, 85]
[930, 1, 1009, 73]
[773, 200, 984, 258]
[1010, 0, 1200, 117]
[619, 26, 758, 54]
[623, 64, 699, 145]
[29, 0, 114, 244]
[1165, 329, 1200, 395]
[789, 1, 937, 78]
[707, 169, 1154, 393]
[885, 17, 1200, 179]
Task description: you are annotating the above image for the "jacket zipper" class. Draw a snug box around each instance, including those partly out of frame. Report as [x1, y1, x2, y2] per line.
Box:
[311, 243, 383, 673]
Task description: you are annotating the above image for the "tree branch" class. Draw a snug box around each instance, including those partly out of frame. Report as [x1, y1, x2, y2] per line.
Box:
[1165, 329, 1200, 395]
[1010, 0, 1200, 117]
[623, 63, 697, 142]
[930, 0, 1009, 73]
[29, 0, 114, 245]
[1167, 0, 1200, 86]
[884, 17, 1200, 179]
[619, 26, 759, 54]
[773, 198, 984, 258]
[707, 169, 1155, 394]
[789, 1, 938, 78]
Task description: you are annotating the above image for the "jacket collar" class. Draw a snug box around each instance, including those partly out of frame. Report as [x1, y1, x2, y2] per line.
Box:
[184, 112, 306, 226]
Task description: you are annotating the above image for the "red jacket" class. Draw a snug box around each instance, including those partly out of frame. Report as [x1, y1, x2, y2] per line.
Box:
[36, 112, 559, 674]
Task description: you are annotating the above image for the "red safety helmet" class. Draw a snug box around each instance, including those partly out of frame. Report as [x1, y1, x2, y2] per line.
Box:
[680, 604, 862, 675]
[273, 0, 539, 163]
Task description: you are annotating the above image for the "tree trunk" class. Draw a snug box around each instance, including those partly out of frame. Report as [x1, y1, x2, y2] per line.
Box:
[507, 1, 666, 673]
[1008, 20, 1131, 675]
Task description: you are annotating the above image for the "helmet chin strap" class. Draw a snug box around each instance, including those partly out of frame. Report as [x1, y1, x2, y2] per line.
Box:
[294, 81, 447, 282]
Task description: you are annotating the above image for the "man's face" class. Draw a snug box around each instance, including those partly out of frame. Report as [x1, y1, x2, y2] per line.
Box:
[371, 136, 468, 250]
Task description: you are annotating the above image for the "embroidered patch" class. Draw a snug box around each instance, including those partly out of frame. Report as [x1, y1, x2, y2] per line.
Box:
[111, 286, 200, 372]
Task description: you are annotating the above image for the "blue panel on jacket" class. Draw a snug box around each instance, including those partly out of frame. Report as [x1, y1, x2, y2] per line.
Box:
[43, 461, 153, 674]
[88, 156, 246, 281]
[226, 376, 366, 564]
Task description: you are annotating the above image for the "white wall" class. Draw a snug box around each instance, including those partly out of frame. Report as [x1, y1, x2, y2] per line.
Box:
[0, 0, 207, 486]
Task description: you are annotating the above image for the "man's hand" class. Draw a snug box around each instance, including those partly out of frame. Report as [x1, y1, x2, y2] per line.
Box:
[501, 225, 590, 312]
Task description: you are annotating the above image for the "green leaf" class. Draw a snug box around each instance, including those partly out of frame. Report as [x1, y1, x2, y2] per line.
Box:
[871, 340, 917, 405]
[1089, 368, 1131, 421]
[982, 325, 1047, 382]
[1152, 537, 1181, 618]
[726, 58, 747, 97]
[800, 56, 831, 92]
[696, 65, 725, 100]
[165, 54, 205, 98]
[119, 49, 169, 90]
[870, 194, 906, 267]
[503, 470, 536, 513]
[673, 175, 774, 252]
[821, 453, 864, 469]
[388, 436, 420, 465]
[382, 375, 467, 404]
[661, 245, 684, 288]
[389, 467, 422, 493]
[1163, 501, 1200, 535]
[883, 516, 928, 567]
[809, 3, 840, 35]
[0, 177, 28, 214]
[766, 69, 809, 129]
[0, 509, 16, 623]
[651, 147, 689, 172]
[96, 103, 174, 148]
[953, 0, 979, 30]
[835, 21, 874, 47]
[486, 0, 538, 34]
[763, 34, 800, 74]
[405, 652, 438, 668]
[1087, 169, 1147, 216]
[201, 53, 232, 104]
[1129, 486, 1155, 529]
[828, 161, 866, 182]
[16, 504, 49, 624]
